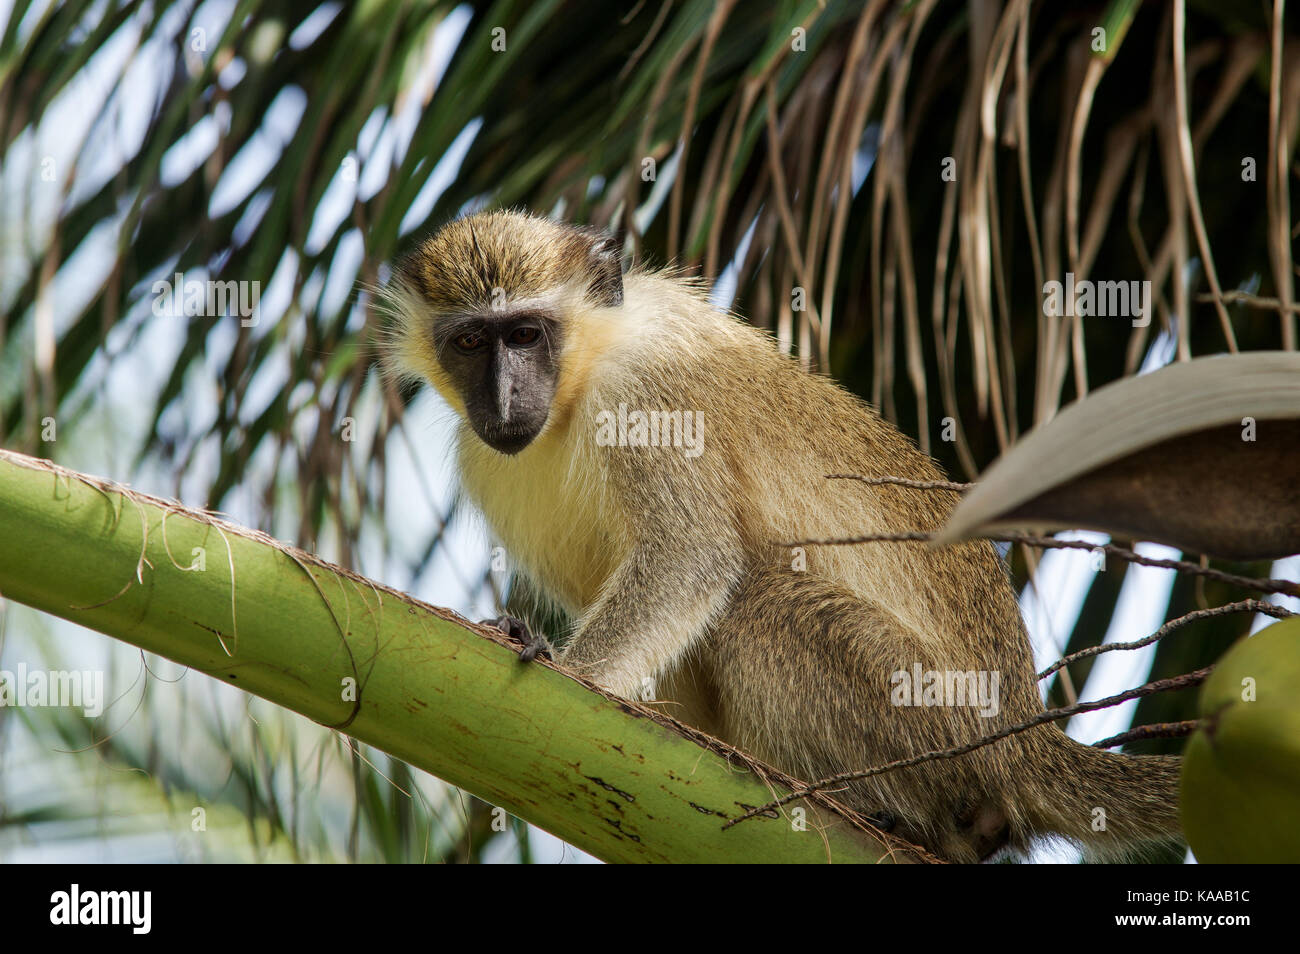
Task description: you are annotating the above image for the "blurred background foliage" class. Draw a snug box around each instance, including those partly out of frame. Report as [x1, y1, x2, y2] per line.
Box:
[0, 0, 1296, 862]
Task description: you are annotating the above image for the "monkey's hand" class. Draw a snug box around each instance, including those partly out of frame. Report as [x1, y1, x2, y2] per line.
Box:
[482, 615, 553, 663]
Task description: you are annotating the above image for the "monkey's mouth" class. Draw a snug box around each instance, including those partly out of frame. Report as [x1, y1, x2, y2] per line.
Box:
[476, 421, 543, 455]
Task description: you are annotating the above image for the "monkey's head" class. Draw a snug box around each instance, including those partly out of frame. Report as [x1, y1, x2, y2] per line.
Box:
[378, 210, 623, 455]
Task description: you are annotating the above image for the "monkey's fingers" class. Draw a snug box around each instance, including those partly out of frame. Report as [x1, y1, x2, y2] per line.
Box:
[482, 615, 553, 662]
[517, 631, 554, 662]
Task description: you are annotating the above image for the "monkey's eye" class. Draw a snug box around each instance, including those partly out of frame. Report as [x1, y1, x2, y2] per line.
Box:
[508, 326, 541, 347]
[453, 331, 486, 352]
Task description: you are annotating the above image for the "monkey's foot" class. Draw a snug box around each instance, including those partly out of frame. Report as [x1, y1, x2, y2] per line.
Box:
[866, 811, 897, 833]
[483, 615, 553, 662]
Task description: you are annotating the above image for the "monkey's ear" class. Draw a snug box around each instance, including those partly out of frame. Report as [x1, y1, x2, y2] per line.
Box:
[585, 234, 624, 307]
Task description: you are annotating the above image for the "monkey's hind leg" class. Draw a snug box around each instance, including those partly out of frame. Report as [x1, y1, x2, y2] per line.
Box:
[676, 565, 1022, 863]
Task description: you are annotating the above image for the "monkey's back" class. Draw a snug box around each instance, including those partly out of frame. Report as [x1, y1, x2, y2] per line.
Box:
[607, 272, 1042, 712]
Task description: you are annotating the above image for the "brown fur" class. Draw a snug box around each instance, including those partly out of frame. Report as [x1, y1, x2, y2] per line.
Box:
[380, 210, 1183, 863]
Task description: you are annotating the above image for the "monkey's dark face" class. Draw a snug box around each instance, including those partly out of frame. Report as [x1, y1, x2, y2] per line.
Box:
[434, 308, 562, 455]
[386, 210, 624, 454]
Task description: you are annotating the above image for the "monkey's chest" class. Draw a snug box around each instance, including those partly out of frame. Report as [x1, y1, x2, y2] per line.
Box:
[459, 436, 625, 615]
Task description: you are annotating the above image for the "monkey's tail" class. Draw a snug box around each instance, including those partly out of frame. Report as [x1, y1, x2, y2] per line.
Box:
[1022, 729, 1183, 859]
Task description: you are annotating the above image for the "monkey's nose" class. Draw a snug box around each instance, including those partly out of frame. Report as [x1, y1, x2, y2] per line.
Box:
[495, 370, 515, 421]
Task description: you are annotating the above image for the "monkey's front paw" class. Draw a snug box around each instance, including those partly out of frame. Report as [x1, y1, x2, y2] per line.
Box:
[482, 615, 553, 662]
